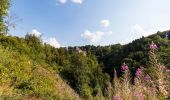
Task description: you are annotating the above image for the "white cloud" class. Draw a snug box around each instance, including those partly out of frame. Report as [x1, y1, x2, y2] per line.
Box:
[45, 38, 61, 48]
[149, 27, 169, 34]
[100, 20, 110, 28]
[131, 24, 169, 38]
[131, 24, 147, 35]
[57, 0, 83, 4]
[58, 0, 67, 4]
[129, 24, 169, 43]
[81, 30, 104, 43]
[106, 31, 113, 36]
[81, 30, 113, 43]
[81, 19, 113, 44]
[28, 29, 61, 48]
[28, 29, 42, 37]
[71, 0, 83, 4]
[130, 24, 151, 40]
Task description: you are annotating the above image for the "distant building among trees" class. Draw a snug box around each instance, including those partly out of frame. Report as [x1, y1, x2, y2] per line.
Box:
[76, 47, 86, 56]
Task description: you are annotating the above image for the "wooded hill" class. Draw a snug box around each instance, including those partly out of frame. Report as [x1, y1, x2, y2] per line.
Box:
[0, 30, 169, 99]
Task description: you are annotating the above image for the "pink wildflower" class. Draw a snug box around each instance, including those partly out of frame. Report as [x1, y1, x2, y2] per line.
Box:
[159, 65, 166, 69]
[134, 91, 144, 100]
[166, 69, 170, 73]
[144, 74, 151, 81]
[150, 41, 157, 50]
[135, 67, 143, 77]
[113, 96, 121, 100]
[121, 63, 128, 72]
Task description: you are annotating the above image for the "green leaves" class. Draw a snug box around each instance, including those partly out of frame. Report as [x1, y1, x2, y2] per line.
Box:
[0, 0, 10, 32]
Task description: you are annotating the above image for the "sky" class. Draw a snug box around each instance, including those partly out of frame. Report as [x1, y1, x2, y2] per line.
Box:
[9, 0, 170, 47]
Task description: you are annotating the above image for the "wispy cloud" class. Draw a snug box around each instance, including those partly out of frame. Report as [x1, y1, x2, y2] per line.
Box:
[106, 31, 113, 36]
[100, 20, 110, 28]
[57, 0, 83, 4]
[131, 24, 169, 39]
[120, 24, 170, 44]
[58, 0, 67, 4]
[71, 0, 83, 4]
[131, 24, 149, 39]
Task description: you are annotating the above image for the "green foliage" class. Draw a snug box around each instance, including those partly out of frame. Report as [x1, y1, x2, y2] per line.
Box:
[24, 34, 46, 64]
[0, 35, 80, 99]
[1, 0, 170, 99]
[0, 20, 170, 99]
[0, 0, 10, 32]
[76, 30, 170, 79]
[60, 53, 109, 98]
[0, 33, 109, 99]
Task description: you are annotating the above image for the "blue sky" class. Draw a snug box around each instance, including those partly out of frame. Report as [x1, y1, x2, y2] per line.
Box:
[9, 0, 170, 47]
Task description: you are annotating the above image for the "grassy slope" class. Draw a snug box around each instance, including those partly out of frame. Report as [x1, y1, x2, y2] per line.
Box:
[0, 46, 80, 99]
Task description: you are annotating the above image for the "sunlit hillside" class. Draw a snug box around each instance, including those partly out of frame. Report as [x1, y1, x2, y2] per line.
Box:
[0, 0, 170, 99]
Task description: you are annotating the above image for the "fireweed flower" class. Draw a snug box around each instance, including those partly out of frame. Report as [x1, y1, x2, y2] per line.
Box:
[144, 74, 151, 81]
[135, 67, 143, 77]
[166, 69, 170, 73]
[121, 63, 128, 72]
[134, 91, 144, 100]
[150, 41, 157, 50]
[159, 65, 166, 69]
[113, 96, 121, 100]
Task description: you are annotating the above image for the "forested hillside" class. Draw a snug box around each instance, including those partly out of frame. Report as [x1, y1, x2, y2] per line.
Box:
[0, 34, 81, 99]
[77, 31, 170, 77]
[0, 30, 170, 99]
[0, 0, 170, 99]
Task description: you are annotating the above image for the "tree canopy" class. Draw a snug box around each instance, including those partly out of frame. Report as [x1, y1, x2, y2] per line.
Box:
[0, 0, 10, 32]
